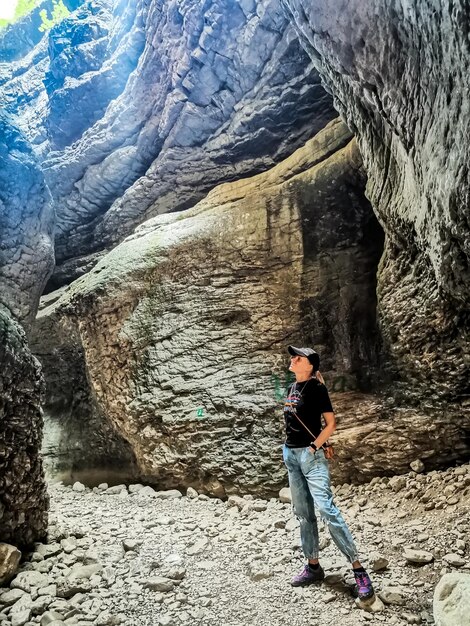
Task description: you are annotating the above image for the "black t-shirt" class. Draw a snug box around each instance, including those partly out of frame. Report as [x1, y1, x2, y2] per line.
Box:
[283, 378, 334, 447]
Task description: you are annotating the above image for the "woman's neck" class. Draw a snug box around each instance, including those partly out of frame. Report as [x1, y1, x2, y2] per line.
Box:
[295, 374, 313, 383]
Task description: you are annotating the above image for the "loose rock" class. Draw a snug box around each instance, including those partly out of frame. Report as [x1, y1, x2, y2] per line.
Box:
[0, 544, 22, 585]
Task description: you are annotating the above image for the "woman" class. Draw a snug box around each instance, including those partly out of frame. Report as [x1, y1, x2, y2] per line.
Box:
[282, 345, 374, 600]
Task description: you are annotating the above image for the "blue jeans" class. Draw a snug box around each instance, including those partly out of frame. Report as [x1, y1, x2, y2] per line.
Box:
[283, 445, 359, 563]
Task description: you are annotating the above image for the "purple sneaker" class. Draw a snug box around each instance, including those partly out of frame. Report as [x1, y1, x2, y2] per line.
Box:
[353, 569, 374, 600]
[290, 564, 325, 587]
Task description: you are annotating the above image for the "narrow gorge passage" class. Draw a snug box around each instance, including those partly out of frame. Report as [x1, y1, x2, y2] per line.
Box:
[0, 1, 469, 626]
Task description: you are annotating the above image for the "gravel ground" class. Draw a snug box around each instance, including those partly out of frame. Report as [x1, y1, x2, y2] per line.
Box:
[1, 462, 469, 626]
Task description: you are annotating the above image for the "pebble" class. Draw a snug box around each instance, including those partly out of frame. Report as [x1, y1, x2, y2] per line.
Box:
[403, 548, 434, 565]
[442, 553, 466, 567]
[355, 595, 385, 613]
[370, 553, 389, 572]
[279, 488, 292, 504]
[410, 460, 425, 473]
[72, 483, 86, 493]
[378, 586, 406, 605]
[144, 577, 174, 592]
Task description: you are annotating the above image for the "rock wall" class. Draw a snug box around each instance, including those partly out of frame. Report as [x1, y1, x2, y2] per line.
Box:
[31, 290, 139, 485]
[282, 0, 470, 411]
[0, 116, 53, 546]
[0, 307, 48, 548]
[0, 113, 54, 328]
[33, 119, 390, 494]
[0, 0, 83, 63]
[1, 0, 337, 289]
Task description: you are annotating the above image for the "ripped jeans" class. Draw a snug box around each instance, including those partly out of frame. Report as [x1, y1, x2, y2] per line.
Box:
[283, 445, 359, 563]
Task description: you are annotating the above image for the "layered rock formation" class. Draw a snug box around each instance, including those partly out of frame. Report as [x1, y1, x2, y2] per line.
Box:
[1, 0, 336, 288]
[0, 114, 54, 328]
[0, 116, 53, 546]
[2, 0, 469, 508]
[34, 119, 387, 493]
[282, 0, 470, 408]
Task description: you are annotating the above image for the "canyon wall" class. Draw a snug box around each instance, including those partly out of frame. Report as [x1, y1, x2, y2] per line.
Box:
[0, 115, 53, 546]
[32, 120, 397, 493]
[1, 0, 468, 518]
[282, 0, 470, 407]
[2, 0, 336, 288]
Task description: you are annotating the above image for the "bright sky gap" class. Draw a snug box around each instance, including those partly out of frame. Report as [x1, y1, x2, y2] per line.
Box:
[0, 0, 19, 19]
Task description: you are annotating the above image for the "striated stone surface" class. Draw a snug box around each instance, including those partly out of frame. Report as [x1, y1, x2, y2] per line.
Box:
[0, 113, 54, 327]
[0, 307, 49, 547]
[30, 290, 139, 486]
[282, 1, 470, 410]
[328, 391, 470, 485]
[2, 0, 336, 287]
[32, 119, 384, 492]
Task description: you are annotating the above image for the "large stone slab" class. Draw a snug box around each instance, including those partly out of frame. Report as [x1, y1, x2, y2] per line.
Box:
[33, 120, 387, 493]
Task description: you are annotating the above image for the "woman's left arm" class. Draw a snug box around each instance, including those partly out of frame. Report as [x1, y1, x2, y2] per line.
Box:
[311, 411, 336, 450]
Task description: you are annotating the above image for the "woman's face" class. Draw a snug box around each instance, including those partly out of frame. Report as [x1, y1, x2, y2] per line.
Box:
[289, 355, 314, 377]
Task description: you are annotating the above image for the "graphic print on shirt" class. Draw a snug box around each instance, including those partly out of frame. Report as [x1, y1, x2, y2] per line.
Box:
[284, 384, 302, 433]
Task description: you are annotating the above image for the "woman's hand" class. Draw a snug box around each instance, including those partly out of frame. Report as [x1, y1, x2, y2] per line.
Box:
[312, 412, 336, 449]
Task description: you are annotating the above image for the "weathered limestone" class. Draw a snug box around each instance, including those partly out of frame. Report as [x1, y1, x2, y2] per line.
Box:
[2, 0, 336, 287]
[31, 290, 139, 485]
[0, 114, 54, 328]
[0, 307, 48, 547]
[0, 116, 52, 547]
[282, 0, 470, 407]
[33, 119, 386, 493]
[0, 544, 21, 585]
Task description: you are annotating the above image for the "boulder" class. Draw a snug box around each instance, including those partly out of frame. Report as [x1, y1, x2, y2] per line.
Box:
[0, 543, 21, 585]
[433, 573, 470, 626]
[33, 119, 389, 491]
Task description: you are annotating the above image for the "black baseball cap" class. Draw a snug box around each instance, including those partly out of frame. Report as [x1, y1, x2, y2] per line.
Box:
[288, 345, 320, 371]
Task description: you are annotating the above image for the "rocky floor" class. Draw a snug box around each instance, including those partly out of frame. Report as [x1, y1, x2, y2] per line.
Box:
[1, 463, 469, 626]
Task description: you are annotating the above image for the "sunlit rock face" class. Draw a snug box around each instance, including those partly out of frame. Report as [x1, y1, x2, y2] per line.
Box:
[0, 114, 54, 328]
[0, 0, 83, 63]
[33, 120, 387, 493]
[2, 0, 336, 287]
[0, 116, 53, 546]
[282, 0, 470, 410]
